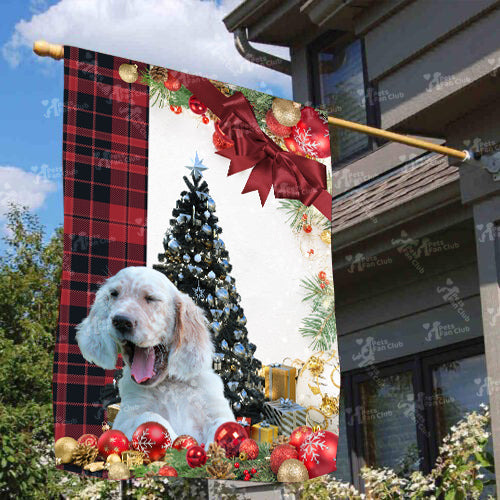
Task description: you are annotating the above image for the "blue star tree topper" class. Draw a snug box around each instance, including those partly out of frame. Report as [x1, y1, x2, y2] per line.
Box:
[185, 152, 208, 180]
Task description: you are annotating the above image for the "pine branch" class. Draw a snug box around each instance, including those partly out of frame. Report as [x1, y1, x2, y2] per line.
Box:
[299, 303, 336, 351]
[140, 69, 192, 109]
[278, 199, 330, 232]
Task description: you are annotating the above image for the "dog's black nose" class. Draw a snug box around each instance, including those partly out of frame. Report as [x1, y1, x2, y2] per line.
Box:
[112, 314, 134, 334]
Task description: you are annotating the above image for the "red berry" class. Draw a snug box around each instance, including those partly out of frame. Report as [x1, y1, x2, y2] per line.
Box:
[243, 469, 249, 474]
[251, 468, 257, 474]
[318, 271, 327, 281]
[302, 214, 308, 220]
[320, 283, 326, 289]
[202, 115, 209, 124]
[303, 224, 312, 233]
[325, 279, 330, 285]
[244, 476, 250, 481]
[170, 105, 182, 114]
[234, 462, 239, 468]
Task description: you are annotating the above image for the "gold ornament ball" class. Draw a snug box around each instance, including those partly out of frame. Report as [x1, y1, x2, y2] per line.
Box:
[106, 453, 122, 465]
[320, 229, 331, 245]
[55, 437, 78, 464]
[119, 63, 139, 83]
[108, 462, 131, 480]
[272, 98, 301, 127]
[277, 458, 309, 482]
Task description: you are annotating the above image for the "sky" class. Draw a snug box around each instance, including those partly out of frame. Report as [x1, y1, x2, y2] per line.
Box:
[0, 0, 291, 247]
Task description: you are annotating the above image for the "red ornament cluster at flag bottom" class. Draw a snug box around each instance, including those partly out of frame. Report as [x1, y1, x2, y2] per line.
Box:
[270, 444, 299, 474]
[186, 445, 208, 468]
[158, 465, 178, 476]
[132, 421, 172, 461]
[77, 433, 98, 448]
[299, 430, 338, 478]
[239, 438, 259, 460]
[97, 430, 129, 459]
[172, 434, 198, 451]
[214, 421, 248, 458]
[289, 425, 313, 451]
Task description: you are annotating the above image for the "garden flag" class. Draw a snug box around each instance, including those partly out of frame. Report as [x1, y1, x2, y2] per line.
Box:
[54, 46, 339, 481]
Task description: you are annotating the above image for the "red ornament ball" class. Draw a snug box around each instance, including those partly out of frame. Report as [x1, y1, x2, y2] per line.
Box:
[78, 433, 98, 448]
[283, 136, 304, 156]
[251, 468, 257, 474]
[289, 425, 313, 451]
[291, 107, 330, 158]
[158, 465, 178, 477]
[244, 475, 250, 481]
[299, 430, 338, 478]
[202, 115, 210, 124]
[270, 444, 299, 474]
[172, 434, 198, 451]
[186, 445, 207, 468]
[164, 73, 181, 91]
[265, 109, 292, 138]
[239, 438, 259, 460]
[170, 105, 182, 114]
[214, 422, 248, 458]
[234, 462, 240, 468]
[189, 95, 208, 115]
[213, 121, 234, 151]
[97, 429, 129, 459]
[132, 421, 172, 462]
[303, 224, 312, 233]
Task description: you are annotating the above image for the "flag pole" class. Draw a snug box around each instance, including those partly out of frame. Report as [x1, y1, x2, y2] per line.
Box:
[31, 39, 472, 163]
[327, 116, 469, 161]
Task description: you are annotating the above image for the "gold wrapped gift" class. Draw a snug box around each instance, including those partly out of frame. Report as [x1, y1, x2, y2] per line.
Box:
[250, 420, 278, 444]
[107, 403, 120, 424]
[263, 364, 296, 400]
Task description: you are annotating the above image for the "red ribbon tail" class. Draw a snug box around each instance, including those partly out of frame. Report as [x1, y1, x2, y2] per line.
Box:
[312, 189, 333, 221]
[242, 163, 273, 206]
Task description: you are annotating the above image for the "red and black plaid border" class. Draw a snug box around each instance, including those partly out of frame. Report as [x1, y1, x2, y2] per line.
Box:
[54, 47, 149, 442]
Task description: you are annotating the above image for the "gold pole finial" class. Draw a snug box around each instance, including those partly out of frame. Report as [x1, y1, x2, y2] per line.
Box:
[33, 40, 64, 60]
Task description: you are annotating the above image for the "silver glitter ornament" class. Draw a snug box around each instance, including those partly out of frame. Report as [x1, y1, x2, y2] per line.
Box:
[168, 239, 180, 252]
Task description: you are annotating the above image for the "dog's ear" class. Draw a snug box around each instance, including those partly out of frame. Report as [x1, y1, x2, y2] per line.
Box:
[168, 292, 213, 380]
[76, 288, 118, 370]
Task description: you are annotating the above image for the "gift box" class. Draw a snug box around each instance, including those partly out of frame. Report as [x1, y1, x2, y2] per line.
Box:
[263, 364, 296, 400]
[250, 420, 279, 444]
[236, 416, 252, 436]
[107, 403, 120, 424]
[263, 398, 307, 435]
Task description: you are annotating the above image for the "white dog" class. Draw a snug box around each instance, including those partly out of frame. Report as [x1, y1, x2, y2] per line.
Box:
[76, 266, 235, 445]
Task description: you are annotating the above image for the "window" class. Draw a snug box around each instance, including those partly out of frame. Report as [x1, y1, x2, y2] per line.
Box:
[310, 34, 380, 164]
[334, 340, 489, 490]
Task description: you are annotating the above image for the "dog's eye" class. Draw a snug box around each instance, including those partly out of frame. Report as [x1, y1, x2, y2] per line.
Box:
[110, 290, 119, 298]
[145, 295, 158, 303]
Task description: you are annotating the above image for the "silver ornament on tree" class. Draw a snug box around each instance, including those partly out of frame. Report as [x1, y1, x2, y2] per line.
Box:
[215, 288, 229, 302]
[168, 239, 180, 252]
[202, 224, 212, 235]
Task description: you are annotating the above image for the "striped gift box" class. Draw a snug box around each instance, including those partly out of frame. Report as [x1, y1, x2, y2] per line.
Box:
[263, 398, 307, 435]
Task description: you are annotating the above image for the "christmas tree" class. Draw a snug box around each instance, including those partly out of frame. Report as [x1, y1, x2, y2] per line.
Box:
[154, 153, 265, 420]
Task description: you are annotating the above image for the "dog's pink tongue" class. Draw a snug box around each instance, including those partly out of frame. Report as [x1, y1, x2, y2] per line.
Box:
[131, 346, 155, 383]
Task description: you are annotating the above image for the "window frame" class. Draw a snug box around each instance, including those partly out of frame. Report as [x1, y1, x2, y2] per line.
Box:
[338, 337, 486, 491]
[308, 31, 383, 167]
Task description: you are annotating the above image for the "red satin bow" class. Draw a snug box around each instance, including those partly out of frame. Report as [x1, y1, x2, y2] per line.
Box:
[169, 72, 332, 220]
